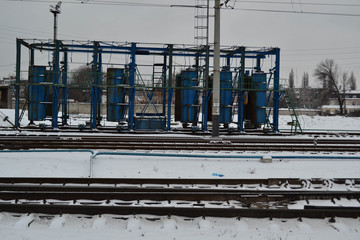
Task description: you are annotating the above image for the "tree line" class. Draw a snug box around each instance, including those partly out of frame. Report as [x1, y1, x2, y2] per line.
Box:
[286, 59, 357, 115]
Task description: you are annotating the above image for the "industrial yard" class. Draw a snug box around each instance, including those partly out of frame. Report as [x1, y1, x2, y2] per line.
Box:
[0, 111, 360, 239]
[1, 0, 360, 239]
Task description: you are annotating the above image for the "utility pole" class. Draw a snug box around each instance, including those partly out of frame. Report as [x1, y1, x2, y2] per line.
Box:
[50, 1, 61, 45]
[50, 1, 61, 129]
[212, 0, 221, 137]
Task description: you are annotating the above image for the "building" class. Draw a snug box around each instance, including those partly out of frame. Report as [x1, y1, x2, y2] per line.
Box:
[0, 77, 14, 109]
[321, 90, 360, 116]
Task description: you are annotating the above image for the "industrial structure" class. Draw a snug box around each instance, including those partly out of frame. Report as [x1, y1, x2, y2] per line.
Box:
[14, 38, 291, 133]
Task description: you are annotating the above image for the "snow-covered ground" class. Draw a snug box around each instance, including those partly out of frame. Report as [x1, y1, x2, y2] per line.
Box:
[1, 108, 360, 131]
[1, 108, 360, 239]
[1, 213, 360, 240]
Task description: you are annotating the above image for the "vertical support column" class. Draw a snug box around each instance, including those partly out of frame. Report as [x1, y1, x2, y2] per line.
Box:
[226, 55, 231, 68]
[238, 47, 245, 132]
[62, 51, 68, 125]
[256, 56, 261, 71]
[97, 51, 102, 126]
[273, 48, 280, 132]
[128, 43, 136, 130]
[202, 45, 210, 132]
[90, 42, 99, 129]
[52, 40, 60, 129]
[212, 0, 221, 137]
[30, 48, 35, 66]
[15, 39, 21, 128]
[162, 52, 167, 117]
[166, 45, 173, 131]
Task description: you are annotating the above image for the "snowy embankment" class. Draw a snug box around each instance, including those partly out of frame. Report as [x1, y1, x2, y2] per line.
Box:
[1, 109, 360, 240]
[1, 108, 360, 131]
[1, 213, 359, 240]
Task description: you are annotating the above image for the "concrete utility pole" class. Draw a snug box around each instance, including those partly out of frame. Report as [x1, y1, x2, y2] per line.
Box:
[212, 0, 221, 137]
[50, 1, 61, 44]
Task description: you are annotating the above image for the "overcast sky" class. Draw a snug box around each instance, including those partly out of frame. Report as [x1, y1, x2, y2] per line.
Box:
[0, 0, 359, 88]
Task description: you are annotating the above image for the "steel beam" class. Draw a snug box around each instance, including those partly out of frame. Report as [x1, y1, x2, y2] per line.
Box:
[61, 51, 68, 125]
[15, 39, 21, 128]
[128, 43, 136, 130]
[52, 40, 60, 129]
[273, 48, 280, 132]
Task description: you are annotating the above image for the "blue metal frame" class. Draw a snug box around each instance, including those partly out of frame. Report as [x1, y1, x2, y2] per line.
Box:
[128, 43, 136, 130]
[166, 45, 173, 131]
[15, 39, 21, 127]
[14, 39, 281, 133]
[238, 47, 246, 132]
[273, 48, 280, 132]
[52, 40, 60, 129]
[61, 52, 68, 125]
[90, 42, 99, 129]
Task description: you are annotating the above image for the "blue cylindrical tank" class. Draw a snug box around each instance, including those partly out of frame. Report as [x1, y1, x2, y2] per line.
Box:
[220, 71, 233, 124]
[107, 68, 128, 122]
[252, 72, 267, 124]
[180, 70, 199, 124]
[28, 66, 47, 121]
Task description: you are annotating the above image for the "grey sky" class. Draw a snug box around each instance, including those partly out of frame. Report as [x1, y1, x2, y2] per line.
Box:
[0, 0, 359, 88]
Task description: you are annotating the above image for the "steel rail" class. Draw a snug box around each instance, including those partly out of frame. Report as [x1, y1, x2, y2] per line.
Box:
[0, 203, 359, 219]
[0, 177, 358, 186]
[1, 134, 360, 143]
[1, 189, 359, 202]
[0, 178, 359, 219]
[1, 139, 359, 152]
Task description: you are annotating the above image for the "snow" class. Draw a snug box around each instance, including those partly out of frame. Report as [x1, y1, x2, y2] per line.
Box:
[1, 108, 360, 239]
[1, 108, 360, 131]
[0, 213, 360, 240]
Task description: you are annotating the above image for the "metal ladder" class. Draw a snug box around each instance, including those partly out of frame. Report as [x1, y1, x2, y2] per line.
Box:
[194, 0, 209, 47]
[283, 90, 302, 135]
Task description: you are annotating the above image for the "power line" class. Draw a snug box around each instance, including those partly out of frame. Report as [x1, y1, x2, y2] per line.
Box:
[229, 7, 360, 17]
[7, 0, 360, 17]
[229, 1, 360, 8]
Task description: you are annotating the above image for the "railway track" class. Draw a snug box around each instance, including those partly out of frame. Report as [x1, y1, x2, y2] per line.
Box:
[0, 178, 360, 219]
[0, 134, 359, 152]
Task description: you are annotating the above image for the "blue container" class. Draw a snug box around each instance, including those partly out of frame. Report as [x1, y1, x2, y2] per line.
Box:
[107, 68, 128, 122]
[180, 70, 199, 124]
[252, 73, 267, 124]
[28, 66, 47, 121]
[135, 115, 166, 130]
[220, 71, 233, 124]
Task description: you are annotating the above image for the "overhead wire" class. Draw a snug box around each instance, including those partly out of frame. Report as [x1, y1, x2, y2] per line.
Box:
[7, 0, 360, 17]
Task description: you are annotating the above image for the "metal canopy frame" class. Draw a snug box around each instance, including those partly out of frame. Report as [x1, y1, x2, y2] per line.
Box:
[15, 38, 281, 132]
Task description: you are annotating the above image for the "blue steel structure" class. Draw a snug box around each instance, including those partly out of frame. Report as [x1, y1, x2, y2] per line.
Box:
[28, 66, 47, 121]
[14, 39, 282, 133]
[177, 70, 199, 127]
[252, 72, 267, 126]
[220, 70, 232, 126]
[106, 68, 128, 122]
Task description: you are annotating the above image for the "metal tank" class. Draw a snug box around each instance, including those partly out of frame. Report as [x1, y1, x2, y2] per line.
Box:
[28, 66, 47, 121]
[175, 70, 199, 127]
[220, 70, 233, 126]
[106, 68, 128, 122]
[252, 72, 267, 125]
[244, 72, 267, 128]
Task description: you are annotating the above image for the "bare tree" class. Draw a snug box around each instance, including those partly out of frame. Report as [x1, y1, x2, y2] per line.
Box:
[314, 59, 345, 115]
[289, 69, 295, 89]
[349, 71, 357, 90]
[302, 72, 309, 89]
[342, 72, 348, 114]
